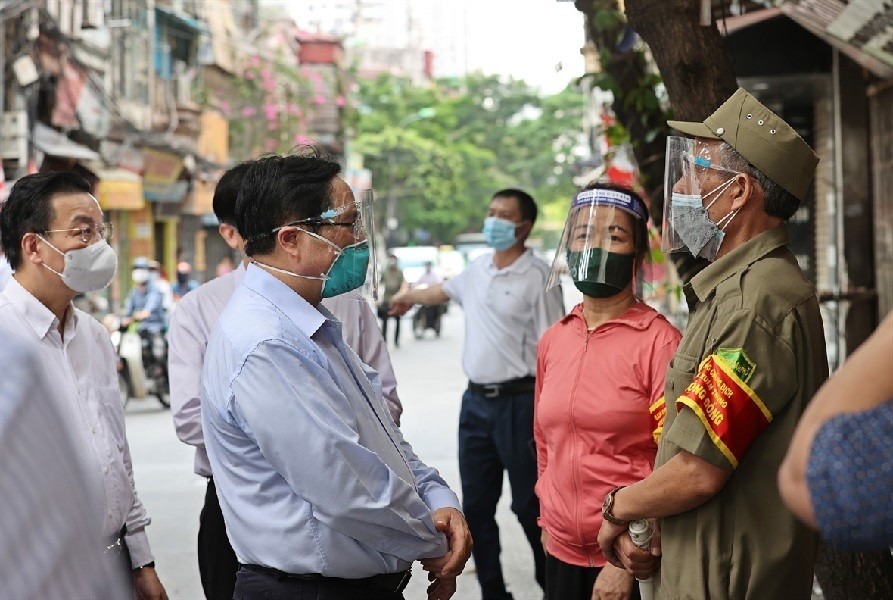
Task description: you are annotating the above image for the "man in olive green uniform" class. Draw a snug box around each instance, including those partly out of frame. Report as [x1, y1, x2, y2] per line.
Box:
[596, 88, 828, 599]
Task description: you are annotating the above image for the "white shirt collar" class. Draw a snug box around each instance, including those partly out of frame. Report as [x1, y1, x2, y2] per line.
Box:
[2, 278, 78, 342]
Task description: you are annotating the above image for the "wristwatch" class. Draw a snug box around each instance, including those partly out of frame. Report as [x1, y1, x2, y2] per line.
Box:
[602, 486, 627, 525]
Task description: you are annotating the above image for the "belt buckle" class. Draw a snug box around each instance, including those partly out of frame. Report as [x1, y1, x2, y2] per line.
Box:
[482, 384, 501, 398]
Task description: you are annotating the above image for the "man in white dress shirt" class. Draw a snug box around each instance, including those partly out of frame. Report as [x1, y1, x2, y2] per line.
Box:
[0, 172, 167, 599]
[168, 161, 404, 600]
[0, 323, 130, 600]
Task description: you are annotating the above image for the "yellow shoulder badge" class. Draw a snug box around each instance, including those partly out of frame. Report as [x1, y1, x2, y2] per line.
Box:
[716, 348, 756, 384]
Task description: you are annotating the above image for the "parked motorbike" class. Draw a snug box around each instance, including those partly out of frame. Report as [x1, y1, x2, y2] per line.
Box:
[406, 282, 446, 339]
[412, 304, 446, 339]
[106, 315, 170, 408]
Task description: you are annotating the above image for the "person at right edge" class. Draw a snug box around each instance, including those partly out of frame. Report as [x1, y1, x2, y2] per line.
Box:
[596, 87, 828, 600]
[391, 189, 565, 599]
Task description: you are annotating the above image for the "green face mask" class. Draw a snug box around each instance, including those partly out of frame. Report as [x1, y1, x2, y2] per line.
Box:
[566, 249, 635, 298]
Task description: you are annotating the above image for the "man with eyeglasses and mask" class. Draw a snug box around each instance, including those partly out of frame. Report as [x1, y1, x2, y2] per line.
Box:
[201, 153, 471, 600]
[168, 159, 407, 600]
[0, 172, 168, 600]
[391, 189, 565, 600]
[596, 88, 828, 600]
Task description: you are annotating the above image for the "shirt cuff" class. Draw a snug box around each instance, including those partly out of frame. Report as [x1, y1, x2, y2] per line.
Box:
[125, 528, 154, 569]
[420, 486, 461, 513]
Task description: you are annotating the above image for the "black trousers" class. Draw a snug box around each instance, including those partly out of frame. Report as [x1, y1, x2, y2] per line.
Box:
[234, 566, 406, 600]
[198, 478, 239, 600]
[458, 388, 545, 600]
[544, 553, 642, 600]
[380, 314, 401, 346]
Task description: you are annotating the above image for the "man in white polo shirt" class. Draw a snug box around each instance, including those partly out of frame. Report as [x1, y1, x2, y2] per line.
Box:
[392, 188, 565, 599]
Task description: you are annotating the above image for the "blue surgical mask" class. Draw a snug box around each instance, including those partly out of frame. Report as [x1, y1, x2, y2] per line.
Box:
[671, 178, 739, 261]
[321, 240, 369, 297]
[483, 217, 520, 251]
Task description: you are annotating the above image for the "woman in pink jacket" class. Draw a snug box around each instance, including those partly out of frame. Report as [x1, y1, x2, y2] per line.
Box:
[535, 182, 680, 600]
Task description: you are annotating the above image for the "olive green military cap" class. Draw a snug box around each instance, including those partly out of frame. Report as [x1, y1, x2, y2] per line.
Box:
[668, 87, 819, 201]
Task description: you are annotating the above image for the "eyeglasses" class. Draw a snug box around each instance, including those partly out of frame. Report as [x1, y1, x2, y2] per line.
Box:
[43, 222, 115, 243]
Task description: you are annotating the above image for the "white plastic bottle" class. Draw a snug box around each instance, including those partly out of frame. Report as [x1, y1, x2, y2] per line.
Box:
[628, 519, 654, 600]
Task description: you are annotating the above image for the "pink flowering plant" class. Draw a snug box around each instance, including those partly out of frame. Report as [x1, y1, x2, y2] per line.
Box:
[214, 47, 315, 160]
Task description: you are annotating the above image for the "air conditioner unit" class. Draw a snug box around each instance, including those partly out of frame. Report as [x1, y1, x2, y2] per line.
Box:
[0, 112, 29, 164]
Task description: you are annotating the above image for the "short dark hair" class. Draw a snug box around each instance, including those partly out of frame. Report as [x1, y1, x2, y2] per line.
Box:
[213, 162, 253, 225]
[716, 141, 800, 220]
[581, 180, 650, 262]
[0, 172, 92, 269]
[236, 151, 342, 256]
[493, 188, 538, 225]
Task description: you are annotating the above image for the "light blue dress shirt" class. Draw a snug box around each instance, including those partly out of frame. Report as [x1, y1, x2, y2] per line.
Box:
[202, 265, 458, 577]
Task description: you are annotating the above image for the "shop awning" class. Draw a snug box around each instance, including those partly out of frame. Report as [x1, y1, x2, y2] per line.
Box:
[33, 123, 100, 162]
[95, 169, 144, 210]
[781, 1, 893, 79]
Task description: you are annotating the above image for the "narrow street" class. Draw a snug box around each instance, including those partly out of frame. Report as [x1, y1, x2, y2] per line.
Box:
[127, 282, 582, 599]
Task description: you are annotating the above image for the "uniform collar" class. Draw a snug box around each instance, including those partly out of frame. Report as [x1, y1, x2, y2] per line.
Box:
[242, 263, 328, 338]
[689, 223, 790, 302]
[2, 277, 77, 341]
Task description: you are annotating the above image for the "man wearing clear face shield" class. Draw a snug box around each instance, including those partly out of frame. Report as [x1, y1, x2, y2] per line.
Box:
[535, 182, 681, 600]
[597, 88, 829, 600]
[167, 160, 407, 600]
[201, 154, 471, 600]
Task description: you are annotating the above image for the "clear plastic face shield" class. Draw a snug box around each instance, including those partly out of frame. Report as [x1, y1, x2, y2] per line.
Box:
[254, 188, 380, 301]
[547, 188, 651, 298]
[662, 136, 742, 261]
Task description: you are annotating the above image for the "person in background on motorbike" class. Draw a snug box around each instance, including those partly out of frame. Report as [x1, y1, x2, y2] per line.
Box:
[413, 261, 445, 333]
[124, 263, 166, 334]
[415, 261, 443, 287]
[0, 172, 168, 599]
[172, 261, 199, 301]
[147, 259, 174, 314]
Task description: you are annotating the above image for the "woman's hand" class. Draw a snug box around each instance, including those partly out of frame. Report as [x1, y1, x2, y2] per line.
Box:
[591, 562, 634, 600]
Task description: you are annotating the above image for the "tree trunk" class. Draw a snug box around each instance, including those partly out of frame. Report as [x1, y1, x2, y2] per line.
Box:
[576, 0, 669, 203]
[624, 0, 737, 121]
[815, 542, 893, 600]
